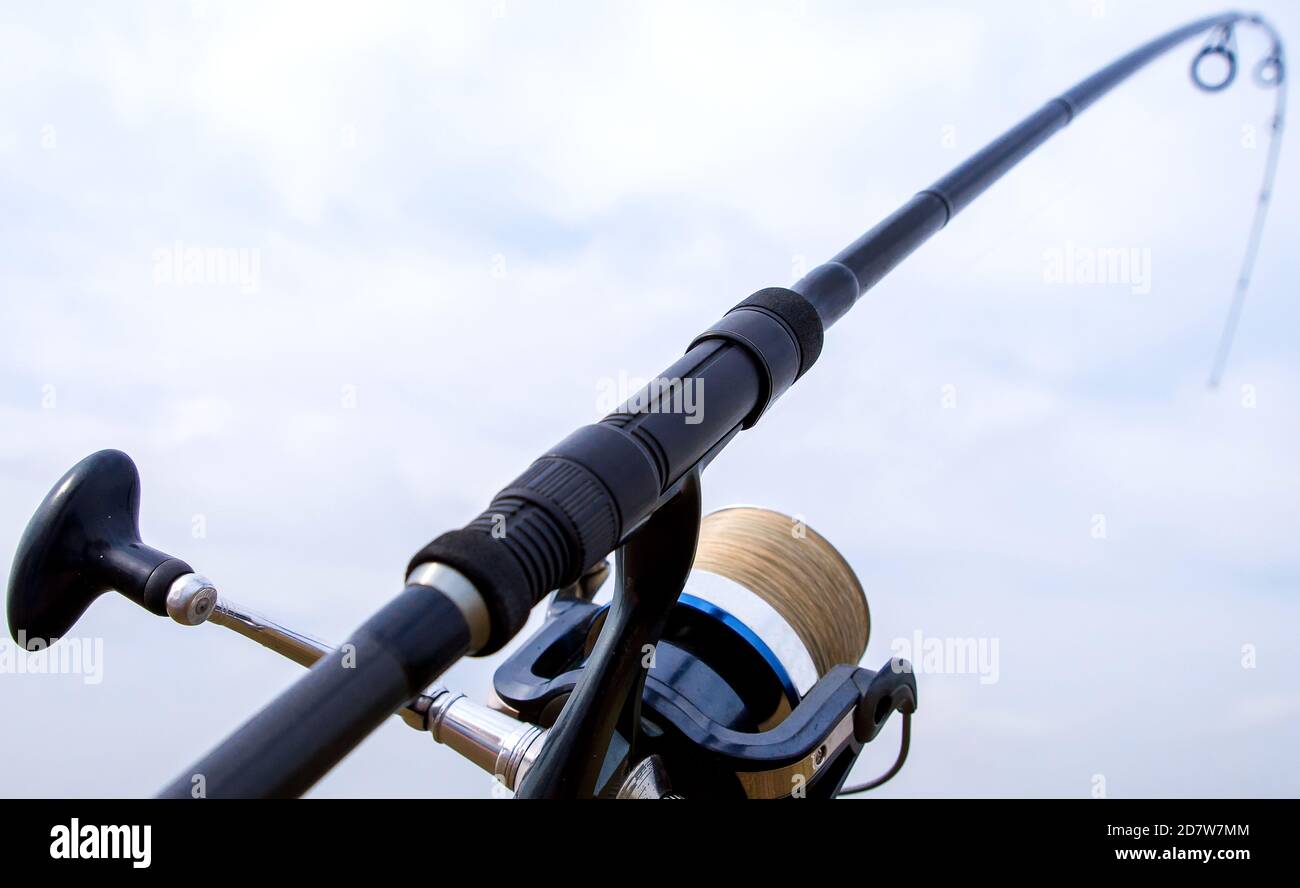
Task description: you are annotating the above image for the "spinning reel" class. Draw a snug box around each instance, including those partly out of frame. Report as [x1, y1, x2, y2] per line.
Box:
[7, 450, 916, 798]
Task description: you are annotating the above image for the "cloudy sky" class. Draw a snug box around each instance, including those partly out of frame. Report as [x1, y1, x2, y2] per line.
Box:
[2, 0, 1296, 798]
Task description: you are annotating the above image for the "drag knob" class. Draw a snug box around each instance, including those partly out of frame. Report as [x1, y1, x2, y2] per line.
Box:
[7, 449, 196, 649]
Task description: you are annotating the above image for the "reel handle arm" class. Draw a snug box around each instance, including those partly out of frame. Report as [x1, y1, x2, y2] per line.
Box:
[205, 597, 436, 731]
[206, 598, 333, 669]
[158, 581, 475, 798]
[5, 449, 444, 743]
[4, 450, 328, 662]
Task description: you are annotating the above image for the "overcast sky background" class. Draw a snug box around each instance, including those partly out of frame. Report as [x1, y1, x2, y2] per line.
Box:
[2, 0, 1296, 798]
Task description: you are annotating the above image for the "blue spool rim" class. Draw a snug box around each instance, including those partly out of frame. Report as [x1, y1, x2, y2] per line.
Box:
[677, 592, 801, 709]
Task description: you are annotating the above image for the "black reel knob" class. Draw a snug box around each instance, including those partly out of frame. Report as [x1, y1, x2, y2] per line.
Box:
[7, 449, 195, 649]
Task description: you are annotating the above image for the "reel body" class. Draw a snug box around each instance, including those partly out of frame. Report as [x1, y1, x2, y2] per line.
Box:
[494, 505, 913, 799]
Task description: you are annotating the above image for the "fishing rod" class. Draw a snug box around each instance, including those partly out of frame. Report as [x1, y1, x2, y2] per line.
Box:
[7, 11, 1285, 799]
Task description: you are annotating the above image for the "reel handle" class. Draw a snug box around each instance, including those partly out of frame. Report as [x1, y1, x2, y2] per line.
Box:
[7, 449, 202, 647]
[9, 449, 469, 764]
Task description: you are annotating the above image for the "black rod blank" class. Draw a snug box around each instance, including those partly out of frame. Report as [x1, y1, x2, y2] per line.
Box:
[792, 12, 1243, 328]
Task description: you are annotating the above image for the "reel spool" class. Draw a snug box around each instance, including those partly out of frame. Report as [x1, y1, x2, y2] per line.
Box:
[692, 506, 870, 687]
